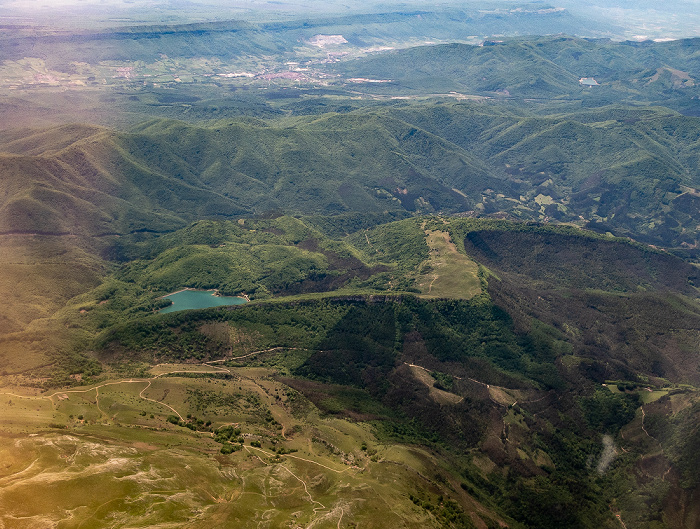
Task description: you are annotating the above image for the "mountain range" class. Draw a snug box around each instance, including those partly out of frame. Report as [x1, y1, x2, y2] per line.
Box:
[1, 9, 700, 529]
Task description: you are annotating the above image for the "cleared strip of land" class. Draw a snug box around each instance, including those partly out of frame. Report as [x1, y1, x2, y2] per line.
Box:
[416, 230, 481, 299]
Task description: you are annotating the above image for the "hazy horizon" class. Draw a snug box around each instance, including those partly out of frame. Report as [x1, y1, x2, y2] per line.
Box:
[1, 0, 699, 40]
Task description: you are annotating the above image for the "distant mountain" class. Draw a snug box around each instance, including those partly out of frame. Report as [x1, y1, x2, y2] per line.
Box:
[0, 8, 616, 68]
[333, 36, 700, 112]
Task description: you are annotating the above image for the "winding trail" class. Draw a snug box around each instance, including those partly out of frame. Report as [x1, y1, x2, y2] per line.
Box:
[279, 465, 326, 514]
[640, 405, 665, 452]
[206, 347, 290, 364]
[285, 454, 350, 474]
[640, 406, 655, 441]
[404, 360, 546, 448]
[0, 347, 299, 422]
[403, 361, 524, 408]
[245, 444, 350, 475]
[363, 229, 376, 253]
[640, 405, 674, 481]
[0, 459, 39, 487]
[616, 513, 628, 529]
[427, 274, 439, 294]
[94, 387, 105, 417]
[404, 362, 462, 380]
[137, 378, 184, 420]
[243, 444, 331, 526]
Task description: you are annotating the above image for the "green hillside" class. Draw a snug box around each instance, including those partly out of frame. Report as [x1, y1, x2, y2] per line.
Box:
[3, 25, 700, 529]
[20, 215, 692, 529]
[4, 103, 700, 250]
[4, 101, 700, 355]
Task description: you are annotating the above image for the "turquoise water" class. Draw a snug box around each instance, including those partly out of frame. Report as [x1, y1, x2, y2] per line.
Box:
[160, 289, 247, 313]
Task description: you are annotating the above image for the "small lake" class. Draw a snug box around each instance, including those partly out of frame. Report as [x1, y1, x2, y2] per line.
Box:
[160, 289, 247, 313]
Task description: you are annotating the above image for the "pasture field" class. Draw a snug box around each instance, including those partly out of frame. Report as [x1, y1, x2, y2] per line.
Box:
[416, 230, 481, 300]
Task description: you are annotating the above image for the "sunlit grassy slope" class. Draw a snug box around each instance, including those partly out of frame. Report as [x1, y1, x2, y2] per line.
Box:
[0, 363, 509, 529]
[415, 229, 481, 299]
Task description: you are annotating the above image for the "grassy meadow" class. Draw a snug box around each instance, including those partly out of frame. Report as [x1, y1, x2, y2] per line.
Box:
[415, 229, 481, 299]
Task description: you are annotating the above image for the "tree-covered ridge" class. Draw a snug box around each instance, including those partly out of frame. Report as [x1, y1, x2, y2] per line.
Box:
[67, 216, 699, 383]
[110, 216, 404, 300]
[4, 102, 700, 251]
[71, 215, 691, 331]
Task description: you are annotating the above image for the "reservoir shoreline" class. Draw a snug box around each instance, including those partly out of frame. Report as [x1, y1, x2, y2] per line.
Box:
[159, 288, 248, 313]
